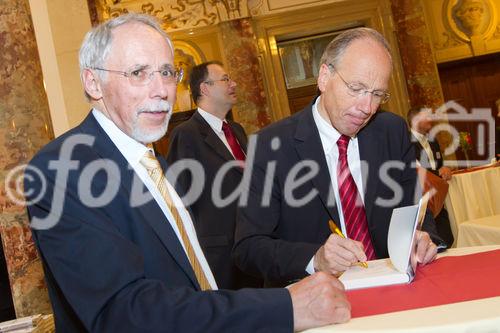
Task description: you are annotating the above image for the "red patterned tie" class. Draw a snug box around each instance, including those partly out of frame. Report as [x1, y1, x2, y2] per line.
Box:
[337, 135, 376, 260]
[222, 121, 246, 162]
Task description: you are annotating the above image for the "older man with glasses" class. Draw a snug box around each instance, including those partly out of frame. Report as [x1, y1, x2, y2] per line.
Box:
[25, 13, 350, 332]
[233, 27, 444, 288]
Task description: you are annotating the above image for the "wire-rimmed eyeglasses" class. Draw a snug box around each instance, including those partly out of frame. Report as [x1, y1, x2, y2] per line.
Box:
[327, 64, 390, 105]
[203, 76, 233, 85]
[92, 67, 184, 86]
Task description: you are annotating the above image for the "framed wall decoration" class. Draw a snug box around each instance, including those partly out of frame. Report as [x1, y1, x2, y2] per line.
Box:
[277, 31, 341, 89]
[445, 0, 497, 41]
[173, 40, 206, 112]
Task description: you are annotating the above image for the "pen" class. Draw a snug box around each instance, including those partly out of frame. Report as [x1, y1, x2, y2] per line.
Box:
[328, 220, 368, 268]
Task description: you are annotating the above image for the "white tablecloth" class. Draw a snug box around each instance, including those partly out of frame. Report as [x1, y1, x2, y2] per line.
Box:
[457, 215, 500, 247]
[303, 245, 500, 333]
[444, 166, 500, 244]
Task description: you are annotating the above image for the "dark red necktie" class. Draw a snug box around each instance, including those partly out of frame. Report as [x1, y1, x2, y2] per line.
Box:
[337, 135, 376, 260]
[222, 121, 246, 162]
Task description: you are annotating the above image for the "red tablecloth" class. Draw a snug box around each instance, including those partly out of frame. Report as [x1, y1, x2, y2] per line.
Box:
[347, 249, 500, 318]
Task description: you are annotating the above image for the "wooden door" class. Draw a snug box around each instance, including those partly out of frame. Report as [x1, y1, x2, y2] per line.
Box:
[438, 53, 500, 163]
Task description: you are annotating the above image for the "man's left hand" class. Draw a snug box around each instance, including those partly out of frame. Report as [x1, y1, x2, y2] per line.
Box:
[415, 230, 438, 265]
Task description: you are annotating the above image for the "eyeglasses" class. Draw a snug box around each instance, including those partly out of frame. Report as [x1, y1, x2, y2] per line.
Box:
[327, 64, 390, 105]
[92, 67, 184, 86]
[203, 76, 232, 85]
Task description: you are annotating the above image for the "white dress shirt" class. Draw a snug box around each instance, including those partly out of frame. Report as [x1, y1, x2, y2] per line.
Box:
[197, 108, 235, 158]
[92, 109, 218, 289]
[411, 129, 437, 170]
[306, 97, 365, 274]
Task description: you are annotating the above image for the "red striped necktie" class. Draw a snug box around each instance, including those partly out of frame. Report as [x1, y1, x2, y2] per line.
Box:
[336, 135, 376, 260]
[222, 121, 246, 162]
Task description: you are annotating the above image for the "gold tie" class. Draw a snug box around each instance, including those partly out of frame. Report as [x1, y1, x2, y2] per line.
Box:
[140, 151, 212, 290]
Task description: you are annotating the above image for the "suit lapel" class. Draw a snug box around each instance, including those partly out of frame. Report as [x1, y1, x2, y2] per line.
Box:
[358, 123, 383, 223]
[194, 112, 233, 160]
[293, 105, 340, 224]
[80, 113, 200, 289]
[193, 111, 244, 175]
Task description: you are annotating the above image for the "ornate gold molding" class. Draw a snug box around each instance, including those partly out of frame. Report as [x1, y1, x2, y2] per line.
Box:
[248, 0, 266, 16]
[90, 0, 249, 31]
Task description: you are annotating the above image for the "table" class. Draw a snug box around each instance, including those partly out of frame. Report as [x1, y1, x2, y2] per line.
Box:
[303, 245, 500, 333]
[444, 166, 500, 244]
[457, 215, 500, 247]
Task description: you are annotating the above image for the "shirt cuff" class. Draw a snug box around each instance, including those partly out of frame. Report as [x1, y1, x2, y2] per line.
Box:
[305, 256, 315, 275]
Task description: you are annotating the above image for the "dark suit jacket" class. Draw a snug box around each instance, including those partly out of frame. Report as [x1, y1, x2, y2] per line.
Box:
[233, 102, 442, 287]
[411, 133, 444, 174]
[410, 133, 454, 247]
[25, 113, 291, 332]
[166, 111, 262, 289]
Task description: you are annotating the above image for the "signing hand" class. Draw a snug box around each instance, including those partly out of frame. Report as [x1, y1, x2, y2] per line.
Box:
[414, 230, 438, 265]
[313, 234, 367, 275]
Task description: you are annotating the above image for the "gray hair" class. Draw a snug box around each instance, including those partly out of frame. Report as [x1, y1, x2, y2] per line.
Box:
[79, 13, 173, 99]
[319, 27, 392, 68]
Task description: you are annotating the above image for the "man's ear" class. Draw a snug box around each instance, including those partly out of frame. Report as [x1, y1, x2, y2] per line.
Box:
[317, 63, 330, 93]
[199, 82, 210, 98]
[82, 69, 103, 100]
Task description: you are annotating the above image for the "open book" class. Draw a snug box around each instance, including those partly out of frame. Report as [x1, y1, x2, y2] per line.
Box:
[339, 194, 429, 290]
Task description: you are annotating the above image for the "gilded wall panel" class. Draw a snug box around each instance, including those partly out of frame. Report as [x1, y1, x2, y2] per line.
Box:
[249, 0, 346, 16]
[170, 26, 223, 112]
[0, 0, 52, 317]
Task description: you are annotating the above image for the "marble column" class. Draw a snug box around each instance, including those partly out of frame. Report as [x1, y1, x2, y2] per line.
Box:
[390, 0, 444, 109]
[0, 0, 52, 317]
[390, 0, 454, 151]
[219, 18, 271, 134]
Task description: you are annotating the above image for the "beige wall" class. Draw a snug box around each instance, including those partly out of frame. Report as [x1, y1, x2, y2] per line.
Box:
[28, 0, 91, 136]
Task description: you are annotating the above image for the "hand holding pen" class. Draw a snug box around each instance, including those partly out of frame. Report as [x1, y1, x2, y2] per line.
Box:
[313, 220, 368, 275]
[328, 220, 368, 268]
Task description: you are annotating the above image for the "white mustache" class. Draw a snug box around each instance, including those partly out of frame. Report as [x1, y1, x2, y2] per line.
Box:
[137, 101, 172, 114]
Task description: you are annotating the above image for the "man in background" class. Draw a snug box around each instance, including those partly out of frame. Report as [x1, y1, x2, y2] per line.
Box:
[234, 27, 443, 287]
[25, 13, 350, 331]
[408, 107, 454, 247]
[167, 61, 262, 289]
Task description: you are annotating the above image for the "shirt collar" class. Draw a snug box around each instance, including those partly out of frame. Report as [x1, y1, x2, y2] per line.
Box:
[312, 96, 342, 153]
[411, 129, 427, 141]
[92, 109, 151, 167]
[197, 107, 225, 133]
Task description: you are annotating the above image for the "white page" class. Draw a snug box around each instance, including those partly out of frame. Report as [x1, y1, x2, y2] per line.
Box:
[340, 258, 411, 290]
[387, 204, 418, 272]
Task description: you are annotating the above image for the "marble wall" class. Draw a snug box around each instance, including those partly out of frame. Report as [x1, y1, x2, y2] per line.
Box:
[390, 0, 445, 109]
[219, 18, 271, 133]
[0, 0, 52, 317]
[390, 0, 454, 151]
